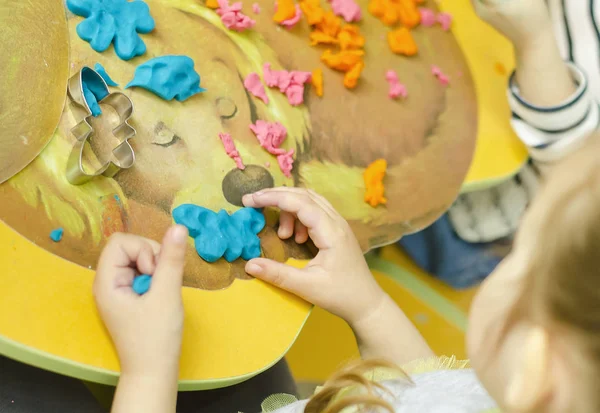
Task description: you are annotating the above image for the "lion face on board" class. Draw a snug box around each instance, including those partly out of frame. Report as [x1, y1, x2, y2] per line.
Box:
[0, 0, 475, 290]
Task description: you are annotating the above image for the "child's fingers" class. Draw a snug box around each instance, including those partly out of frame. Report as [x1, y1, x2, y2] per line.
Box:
[245, 258, 318, 299]
[151, 225, 188, 296]
[294, 220, 309, 244]
[242, 189, 334, 248]
[278, 211, 295, 239]
[95, 234, 160, 293]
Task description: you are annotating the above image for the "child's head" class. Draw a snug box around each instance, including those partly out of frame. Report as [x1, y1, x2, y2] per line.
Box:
[468, 136, 600, 412]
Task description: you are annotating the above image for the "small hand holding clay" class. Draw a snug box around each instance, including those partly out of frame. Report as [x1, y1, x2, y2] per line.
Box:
[244, 188, 433, 364]
[243, 188, 385, 325]
[94, 226, 188, 413]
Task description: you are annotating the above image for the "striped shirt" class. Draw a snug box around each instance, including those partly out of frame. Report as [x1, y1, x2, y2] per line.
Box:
[448, 0, 600, 243]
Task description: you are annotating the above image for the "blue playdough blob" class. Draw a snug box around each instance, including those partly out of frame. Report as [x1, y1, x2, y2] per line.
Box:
[81, 67, 109, 117]
[125, 56, 206, 102]
[94, 63, 119, 86]
[172, 205, 265, 263]
[50, 228, 64, 242]
[66, 0, 155, 61]
[132, 274, 152, 295]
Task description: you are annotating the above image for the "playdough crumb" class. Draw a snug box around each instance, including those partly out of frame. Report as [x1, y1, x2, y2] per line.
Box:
[330, 0, 362, 22]
[343, 60, 364, 89]
[364, 159, 387, 207]
[387, 27, 417, 56]
[277, 150, 295, 177]
[280, 4, 302, 27]
[321, 49, 364, 71]
[50, 228, 64, 242]
[419, 7, 435, 26]
[132, 274, 152, 295]
[219, 133, 245, 170]
[274, 0, 297, 22]
[252, 2, 261, 12]
[312, 68, 324, 96]
[217, 0, 256, 31]
[265, 161, 271, 167]
[126, 55, 205, 101]
[337, 24, 365, 50]
[262, 63, 311, 105]
[385, 70, 407, 99]
[431, 65, 450, 86]
[300, 0, 325, 25]
[206, 0, 219, 8]
[244, 73, 269, 104]
[436, 12, 452, 31]
[94, 63, 119, 86]
[495, 62, 507, 76]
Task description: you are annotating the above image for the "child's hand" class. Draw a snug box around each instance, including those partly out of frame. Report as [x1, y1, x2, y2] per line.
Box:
[94, 226, 188, 378]
[243, 188, 385, 325]
[472, 0, 552, 49]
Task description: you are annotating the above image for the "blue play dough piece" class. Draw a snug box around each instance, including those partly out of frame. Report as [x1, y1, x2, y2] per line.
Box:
[81, 67, 109, 117]
[132, 274, 152, 295]
[66, 0, 155, 61]
[50, 228, 64, 242]
[172, 205, 265, 263]
[125, 56, 206, 102]
[94, 63, 119, 86]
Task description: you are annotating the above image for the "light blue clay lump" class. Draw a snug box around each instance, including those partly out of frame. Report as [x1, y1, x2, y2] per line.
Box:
[94, 63, 119, 86]
[50, 228, 64, 242]
[66, 0, 155, 61]
[132, 274, 152, 295]
[173, 205, 265, 263]
[126, 56, 206, 101]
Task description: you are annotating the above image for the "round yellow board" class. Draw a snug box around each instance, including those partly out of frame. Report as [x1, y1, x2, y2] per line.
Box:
[0, 0, 524, 390]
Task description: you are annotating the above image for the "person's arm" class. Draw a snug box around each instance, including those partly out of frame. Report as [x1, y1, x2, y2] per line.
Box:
[349, 294, 434, 364]
[473, 0, 599, 171]
[513, 26, 575, 106]
[112, 371, 179, 413]
[243, 189, 433, 365]
[94, 227, 189, 413]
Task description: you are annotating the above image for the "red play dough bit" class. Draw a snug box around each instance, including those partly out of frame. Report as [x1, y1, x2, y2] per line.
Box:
[431, 65, 450, 86]
[249, 120, 295, 177]
[385, 70, 407, 99]
[252, 2, 261, 13]
[244, 73, 269, 104]
[217, 0, 256, 32]
[277, 150, 295, 177]
[262, 63, 312, 105]
[281, 4, 302, 27]
[218, 132, 245, 170]
[330, 0, 362, 22]
[419, 7, 435, 26]
[436, 12, 452, 31]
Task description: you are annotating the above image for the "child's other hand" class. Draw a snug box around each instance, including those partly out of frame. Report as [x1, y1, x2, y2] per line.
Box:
[472, 0, 552, 49]
[94, 226, 188, 378]
[243, 188, 385, 325]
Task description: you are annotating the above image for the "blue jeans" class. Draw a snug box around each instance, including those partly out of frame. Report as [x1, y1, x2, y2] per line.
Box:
[398, 214, 508, 289]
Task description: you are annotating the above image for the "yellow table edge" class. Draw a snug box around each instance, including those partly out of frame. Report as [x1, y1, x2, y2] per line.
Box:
[0, 310, 312, 391]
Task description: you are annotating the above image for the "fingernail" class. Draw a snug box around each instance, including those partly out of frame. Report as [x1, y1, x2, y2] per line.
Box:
[246, 262, 262, 275]
[169, 225, 188, 244]
[253, 191, 264, 197]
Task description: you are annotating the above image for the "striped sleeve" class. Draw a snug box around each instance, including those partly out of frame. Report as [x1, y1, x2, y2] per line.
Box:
[508, 62, 600, 165]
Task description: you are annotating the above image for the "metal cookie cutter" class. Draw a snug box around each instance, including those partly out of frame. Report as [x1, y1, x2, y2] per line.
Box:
[66, 66, 136, 185]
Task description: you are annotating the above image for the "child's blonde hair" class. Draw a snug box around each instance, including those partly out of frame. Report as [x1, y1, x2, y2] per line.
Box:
[307, 137, 600, 412]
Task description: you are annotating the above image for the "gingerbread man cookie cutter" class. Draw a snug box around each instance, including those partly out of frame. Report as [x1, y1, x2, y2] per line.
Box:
[66, 66, 136, 185]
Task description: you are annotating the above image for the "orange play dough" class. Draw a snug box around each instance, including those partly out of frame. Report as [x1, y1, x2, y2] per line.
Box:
[387, 27, 418, 56]
[364, 159, 388, 207]
[312, 68, 324, 96]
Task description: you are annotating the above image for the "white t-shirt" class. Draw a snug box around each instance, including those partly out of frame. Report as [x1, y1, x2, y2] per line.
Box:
[267, 369, 497, 413]
[449, 0, 600, 243]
